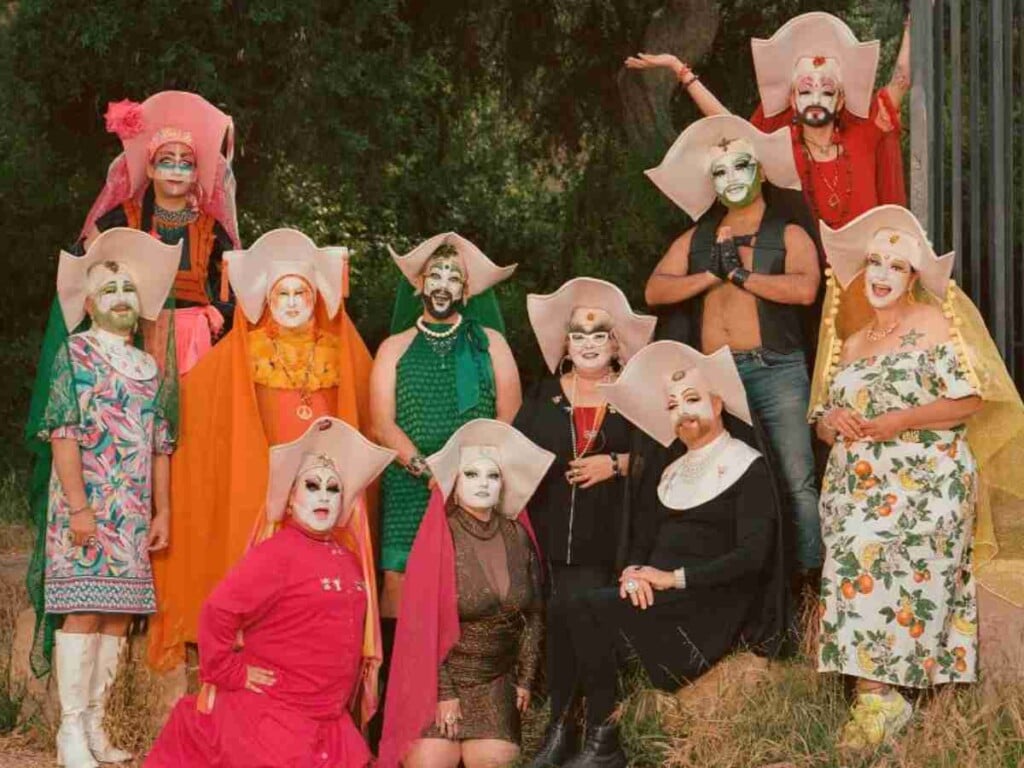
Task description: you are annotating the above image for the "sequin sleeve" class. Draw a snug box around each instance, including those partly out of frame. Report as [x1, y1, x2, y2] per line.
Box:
[514, 527, 544, 690]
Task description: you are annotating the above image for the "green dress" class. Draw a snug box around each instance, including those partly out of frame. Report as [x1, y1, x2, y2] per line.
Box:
[380, 320, 497, 571]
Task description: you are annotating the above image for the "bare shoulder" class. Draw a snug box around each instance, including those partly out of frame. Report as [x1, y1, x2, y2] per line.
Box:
[905, 302, 951, 344]
[375, 328, 417, 364]
[841, 327, 869, 363]
[782, 223, 815, 248]
[484, 327, 512, 351]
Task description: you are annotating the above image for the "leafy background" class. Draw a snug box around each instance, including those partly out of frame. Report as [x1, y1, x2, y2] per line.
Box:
[0, 0, 905, 484]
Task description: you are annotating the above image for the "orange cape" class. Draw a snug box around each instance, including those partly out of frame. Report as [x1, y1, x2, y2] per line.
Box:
[148, 298, 374, 675]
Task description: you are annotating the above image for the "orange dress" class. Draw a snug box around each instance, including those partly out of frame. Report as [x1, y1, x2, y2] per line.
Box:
[147, 300, 374, 671]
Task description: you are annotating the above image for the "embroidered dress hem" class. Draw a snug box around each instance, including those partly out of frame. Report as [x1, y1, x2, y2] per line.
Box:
[45, 576, 156, 614]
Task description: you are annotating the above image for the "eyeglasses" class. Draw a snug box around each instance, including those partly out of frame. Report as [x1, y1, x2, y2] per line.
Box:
[567, 331, 611, 346]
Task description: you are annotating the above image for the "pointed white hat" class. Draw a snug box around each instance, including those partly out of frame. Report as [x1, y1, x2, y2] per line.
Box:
[646, 115, 800, 221]
[426, 419, 555, 520]
[388, 232, 516, 297]
[751, 12, 880, 119]
[820, 205, 955, 299]
[56, 227, 182, 332]
[265, 417, 396, 524]
[225, 229, 348, 323]
[599, 341, 752, 447]
[527, 277, 656, 373]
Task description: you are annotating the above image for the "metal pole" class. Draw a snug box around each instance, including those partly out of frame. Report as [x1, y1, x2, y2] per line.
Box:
[969, 0, 982, 304]
[990, 0, 1008, 356]
[934, 0, 946, 252]
[951, 0, 963, 283]
[910, 0, 933, 234]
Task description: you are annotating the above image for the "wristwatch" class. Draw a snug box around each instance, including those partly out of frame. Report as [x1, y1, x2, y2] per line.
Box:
[729, 267, 751, 289]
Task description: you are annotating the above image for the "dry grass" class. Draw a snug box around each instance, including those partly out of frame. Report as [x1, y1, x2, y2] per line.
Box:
[1, 522, 1021, 766]
[606, 655, 1024, 768]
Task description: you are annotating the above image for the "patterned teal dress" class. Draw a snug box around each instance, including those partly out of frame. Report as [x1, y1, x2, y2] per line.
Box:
[380, 320, 496, 572]
[41, 332, 175, 613]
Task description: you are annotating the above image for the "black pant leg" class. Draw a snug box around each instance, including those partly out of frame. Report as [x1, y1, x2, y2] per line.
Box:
[545, 564, 612, 719]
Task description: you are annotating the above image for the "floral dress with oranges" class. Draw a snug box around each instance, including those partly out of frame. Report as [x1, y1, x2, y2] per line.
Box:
[816, 342, 978, 687]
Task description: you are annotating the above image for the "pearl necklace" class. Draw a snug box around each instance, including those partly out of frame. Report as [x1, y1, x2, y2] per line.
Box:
[416, 315, 462, 339]
[672, 434, 730, 480]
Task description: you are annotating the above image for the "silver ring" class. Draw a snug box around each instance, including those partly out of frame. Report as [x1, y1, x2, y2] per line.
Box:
[625, 579, 639, 594]
[85, 536, 98, 547]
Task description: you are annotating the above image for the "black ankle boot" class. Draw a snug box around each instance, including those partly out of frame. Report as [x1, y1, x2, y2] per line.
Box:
[561, 723, 627, 768]
[527, 717, 579, 768]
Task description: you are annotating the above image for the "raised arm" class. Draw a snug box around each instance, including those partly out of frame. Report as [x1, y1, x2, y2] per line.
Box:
[728, 225, 820, 306]
[625, 54, 730, 117]
[884, 18, 912, 108]
[645, 229, 721, 307]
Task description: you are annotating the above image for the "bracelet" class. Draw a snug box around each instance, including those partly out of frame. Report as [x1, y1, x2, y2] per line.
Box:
[729, 268, 751, 289]
[406, 454, 432, 480]
[610, 452, 621, 478]
[680, 73, 700, 89]
[69, 504, 93, 517]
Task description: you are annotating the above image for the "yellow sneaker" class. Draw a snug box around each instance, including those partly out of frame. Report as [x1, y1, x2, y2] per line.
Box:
[838, 690, 913, 750]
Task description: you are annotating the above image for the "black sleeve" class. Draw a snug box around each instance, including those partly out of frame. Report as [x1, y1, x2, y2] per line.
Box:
[208, 222, 236, 332]
[624, 432, 671, 566]
[683, 459, 776, 588]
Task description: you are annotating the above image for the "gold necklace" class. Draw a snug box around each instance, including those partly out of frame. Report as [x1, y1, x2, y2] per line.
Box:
[270, 333, 318, 420]
[866, 319, 900, 342]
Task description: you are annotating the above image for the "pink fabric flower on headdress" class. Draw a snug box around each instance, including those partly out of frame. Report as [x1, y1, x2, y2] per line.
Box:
[104, 99, 145, 140]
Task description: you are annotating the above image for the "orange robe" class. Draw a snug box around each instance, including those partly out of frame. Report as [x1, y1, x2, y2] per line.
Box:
[147, 299, 374, 671]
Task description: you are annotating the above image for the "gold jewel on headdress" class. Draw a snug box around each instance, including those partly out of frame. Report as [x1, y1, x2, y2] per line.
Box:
[147, 127, 196, 159]
[889, 234, 901, 244]
[716, 137, 735, 151]
[304, 452, 338, 473]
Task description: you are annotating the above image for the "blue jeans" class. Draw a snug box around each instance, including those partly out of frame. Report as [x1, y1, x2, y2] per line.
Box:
[733, 348, 822, 570]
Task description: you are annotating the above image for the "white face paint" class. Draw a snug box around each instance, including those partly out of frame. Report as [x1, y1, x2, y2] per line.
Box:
[269, 275, 316, 329]
[566, 307, 616, 374]
[289, 465, 345, 532]
[863, 252, 913, 309]
[793, 70, 841, 127]
[665, 368, 721, 445]
[456, 455, 502, 512]
[421, 255, 466, 320]
[710, 151, 760, 207]
[86, 263, 141, 334]
[147, 142, 197, 199]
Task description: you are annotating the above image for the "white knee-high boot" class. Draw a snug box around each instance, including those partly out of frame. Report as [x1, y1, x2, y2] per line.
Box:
[54, 631, 100, 768]
[83, 634, 131, 763]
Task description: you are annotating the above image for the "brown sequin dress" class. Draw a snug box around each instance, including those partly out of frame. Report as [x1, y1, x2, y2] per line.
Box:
[422, 507, 543, 743]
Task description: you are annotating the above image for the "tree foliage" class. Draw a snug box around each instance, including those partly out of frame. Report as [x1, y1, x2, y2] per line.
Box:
[0, 0, 902, 473]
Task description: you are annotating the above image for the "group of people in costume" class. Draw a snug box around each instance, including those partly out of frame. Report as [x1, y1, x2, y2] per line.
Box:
[23, 10, 1024, 768]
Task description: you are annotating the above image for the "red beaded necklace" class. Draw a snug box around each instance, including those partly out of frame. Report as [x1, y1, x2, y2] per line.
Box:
[798, 128, 853, 227]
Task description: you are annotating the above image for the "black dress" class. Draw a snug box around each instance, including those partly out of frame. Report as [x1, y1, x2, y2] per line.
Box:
[512, 376, 635, 716]
[568, 453, 786, 721]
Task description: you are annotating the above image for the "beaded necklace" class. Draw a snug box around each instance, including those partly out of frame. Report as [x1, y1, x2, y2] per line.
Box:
[565, 370, 611, 563]
[270, 332, 319, 420]
[799, 129, 853, 226]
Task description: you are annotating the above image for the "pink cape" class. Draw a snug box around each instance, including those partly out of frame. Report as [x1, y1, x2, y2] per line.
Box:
[377, 487, 539, 768]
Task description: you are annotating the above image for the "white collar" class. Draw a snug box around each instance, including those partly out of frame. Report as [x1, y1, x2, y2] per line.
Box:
[658, 433, 760, 510]
[82, 327, 158, 381]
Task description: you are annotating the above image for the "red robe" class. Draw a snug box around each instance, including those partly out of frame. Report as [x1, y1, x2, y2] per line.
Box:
[751, 90, 906, 229]
[146, 523, 371, 768]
